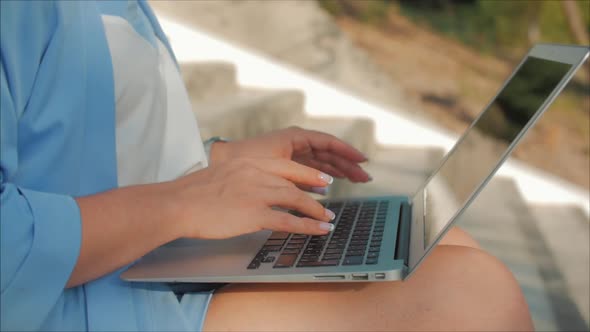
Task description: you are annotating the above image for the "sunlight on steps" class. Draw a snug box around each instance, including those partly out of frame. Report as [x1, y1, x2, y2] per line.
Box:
[157, 16, 589, 217]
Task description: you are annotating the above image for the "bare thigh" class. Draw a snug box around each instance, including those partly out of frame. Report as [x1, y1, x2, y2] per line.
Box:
[203, 228, 532, 331]
[438, 226, 481, 249]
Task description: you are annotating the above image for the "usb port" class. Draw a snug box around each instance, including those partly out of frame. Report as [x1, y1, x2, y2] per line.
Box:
[375, 273, 386, 280]
[352, 273, 368, 280]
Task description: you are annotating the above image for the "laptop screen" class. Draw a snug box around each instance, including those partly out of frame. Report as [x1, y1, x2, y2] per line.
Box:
[422, 56, 573, 249]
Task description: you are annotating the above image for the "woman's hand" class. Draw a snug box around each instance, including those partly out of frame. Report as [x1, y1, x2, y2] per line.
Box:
[170, 157, 337, 239]
[210, 127, 371, 184]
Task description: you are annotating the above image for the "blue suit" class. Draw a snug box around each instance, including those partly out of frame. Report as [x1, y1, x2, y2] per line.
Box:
[1, 1, 209, 330]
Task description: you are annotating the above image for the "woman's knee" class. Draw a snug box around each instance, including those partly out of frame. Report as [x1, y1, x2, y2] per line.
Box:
[409, 245, 533, 331]
[438, 226, 481, 249]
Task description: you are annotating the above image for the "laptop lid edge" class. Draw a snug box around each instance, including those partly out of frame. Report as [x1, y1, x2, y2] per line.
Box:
[403, 44, 589, 279]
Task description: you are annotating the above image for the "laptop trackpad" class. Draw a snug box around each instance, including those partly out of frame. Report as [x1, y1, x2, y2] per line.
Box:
[122, 230, 271, 281]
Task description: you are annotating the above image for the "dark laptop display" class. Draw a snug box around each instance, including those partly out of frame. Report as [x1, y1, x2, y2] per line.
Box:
[423, 56, 573, 248]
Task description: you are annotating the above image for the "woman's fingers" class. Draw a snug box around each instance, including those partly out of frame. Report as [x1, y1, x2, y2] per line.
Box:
[262, 210, 334, 235]
[249, 158, 333, 187]
[296, 184, 329, 196]
[314, 151, 371, 182]
[246, 167, 334, 223]
[289, 128, 371, 181]
[262, 185, 334, 222]
[297, 128, 368, 163]
[295, 158, 347, 179]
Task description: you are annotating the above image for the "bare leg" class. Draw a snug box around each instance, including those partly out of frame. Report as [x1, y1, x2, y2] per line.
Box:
[438, 226, 481, 249]
[204, 228, 533, 331]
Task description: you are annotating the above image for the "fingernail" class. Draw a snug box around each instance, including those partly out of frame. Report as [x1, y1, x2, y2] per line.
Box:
[310, 186, 328, 195]
[367, 175, 373, 182]
[319, 222, 335, 232]
[319, 172, 333, 184]
[325, 208, 336, 220]
[362, 153, 369, 161]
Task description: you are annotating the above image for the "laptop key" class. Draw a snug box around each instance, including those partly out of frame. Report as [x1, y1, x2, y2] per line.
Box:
[274, 254, 298, 268]
[323, 254, 342, 260]
[265, 239, 286, 246]
[343, 256, 364, 265]
[346, 250, 365, 256]
[367, 252, 379, 258]
[247, 261, 260, 269]
[262, 256, 276, 263]
[300, 252, 319, 258]
[269, 232, 290, 240]
[299, 257, 317, 262]
[262, 245, 283, 252]
[285, 244, 303, 250]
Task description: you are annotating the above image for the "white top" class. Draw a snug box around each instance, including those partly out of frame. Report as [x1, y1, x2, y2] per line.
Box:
[99, 8, 213, 332]
[101, 14, 207, 187]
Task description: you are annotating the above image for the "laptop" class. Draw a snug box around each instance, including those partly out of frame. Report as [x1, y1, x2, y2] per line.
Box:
[122, 44, 589, 283]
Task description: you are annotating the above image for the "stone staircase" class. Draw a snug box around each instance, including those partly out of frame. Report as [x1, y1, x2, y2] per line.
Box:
[181, 61, 589, 331]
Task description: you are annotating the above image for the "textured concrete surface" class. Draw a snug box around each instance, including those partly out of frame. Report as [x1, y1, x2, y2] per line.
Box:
[296, 116, 377, 159]
[192, 88, 305, 140]
[150, 0, 413, 117]
[181, 61, 237, 101]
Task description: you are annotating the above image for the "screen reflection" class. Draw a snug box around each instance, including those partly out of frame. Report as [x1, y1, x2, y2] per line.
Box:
[423, 56, 572, 248]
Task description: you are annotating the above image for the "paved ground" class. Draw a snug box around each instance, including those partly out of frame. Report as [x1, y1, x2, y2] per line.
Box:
[150, 0, 413, 117]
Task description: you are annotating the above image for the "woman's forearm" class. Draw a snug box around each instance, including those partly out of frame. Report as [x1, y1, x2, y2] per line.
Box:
[67, 181, 182, 288]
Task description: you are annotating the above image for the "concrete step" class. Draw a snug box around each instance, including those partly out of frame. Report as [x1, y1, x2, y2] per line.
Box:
[192, 88, 305, 140]
[528, 204, 590, 329]
[328, 145, 444, 199]
[181, 61, 238, 102]
[456, 177, 589, 332]
[296, 116, 376, 159]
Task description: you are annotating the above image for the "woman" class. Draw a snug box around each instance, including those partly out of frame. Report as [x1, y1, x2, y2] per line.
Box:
[0, 1, 533, 331]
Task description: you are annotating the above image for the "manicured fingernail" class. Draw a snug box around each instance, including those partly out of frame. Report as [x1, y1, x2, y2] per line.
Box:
[311, 186, 329, 195]
[319, 222, 335, 232]
[319, 172, 333, 184]
[325, 208, 336, 220]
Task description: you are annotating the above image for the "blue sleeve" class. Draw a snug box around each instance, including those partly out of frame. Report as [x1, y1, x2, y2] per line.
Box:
[1, 2, 83, 330]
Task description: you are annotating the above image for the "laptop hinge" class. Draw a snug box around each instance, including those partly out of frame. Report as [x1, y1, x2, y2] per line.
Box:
[394, 202, 411, 267]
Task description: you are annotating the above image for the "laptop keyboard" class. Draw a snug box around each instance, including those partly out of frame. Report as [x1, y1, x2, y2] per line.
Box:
[247, 200, 389, 269]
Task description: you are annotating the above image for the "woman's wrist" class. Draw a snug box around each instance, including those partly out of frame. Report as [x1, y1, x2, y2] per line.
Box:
[209, 140, 231, 166]
[155, 179, 192, 240]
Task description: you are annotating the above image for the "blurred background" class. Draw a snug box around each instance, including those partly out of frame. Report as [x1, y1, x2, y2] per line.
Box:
[320, 0, 590, 189]
[151, 0, 589, 330]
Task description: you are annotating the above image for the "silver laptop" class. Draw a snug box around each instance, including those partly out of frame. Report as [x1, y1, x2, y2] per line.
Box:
[122, 44, 589, 283]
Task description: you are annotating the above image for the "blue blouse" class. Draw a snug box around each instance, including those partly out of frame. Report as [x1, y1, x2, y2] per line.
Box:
[1, 1, 210, 330]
